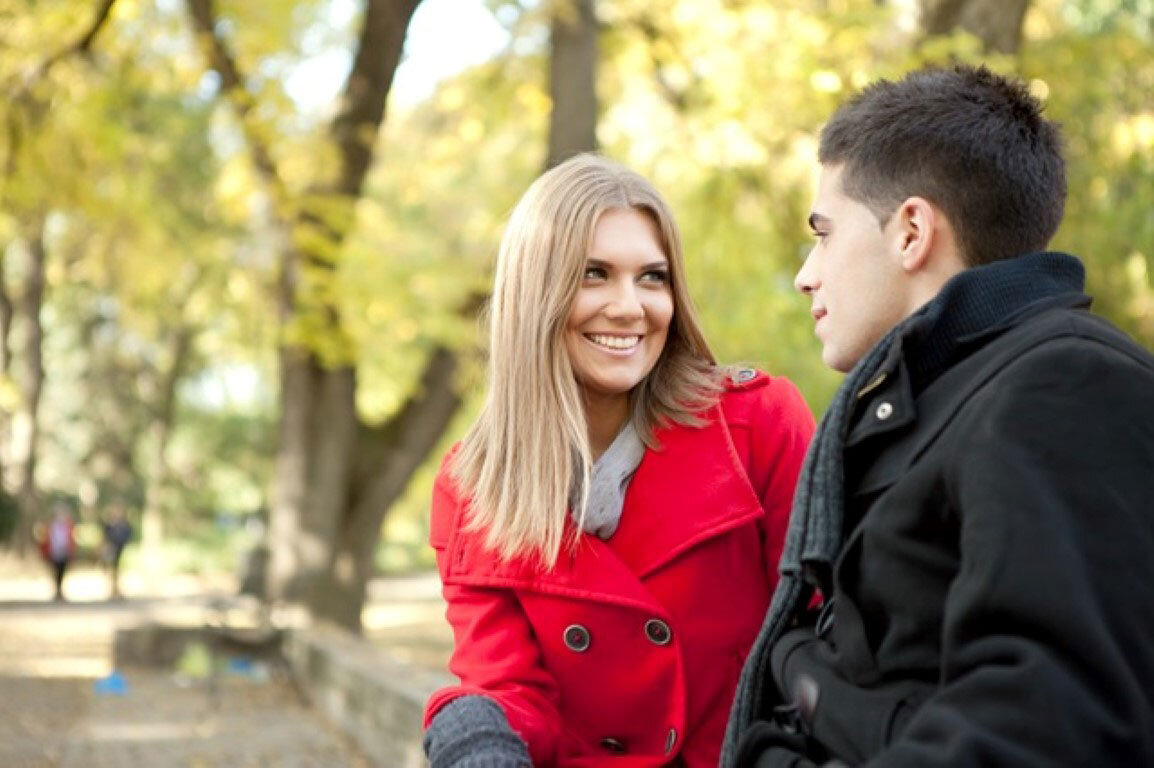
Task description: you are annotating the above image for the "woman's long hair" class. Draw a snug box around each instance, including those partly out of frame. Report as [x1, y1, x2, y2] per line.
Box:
[452, 154, 722, 568]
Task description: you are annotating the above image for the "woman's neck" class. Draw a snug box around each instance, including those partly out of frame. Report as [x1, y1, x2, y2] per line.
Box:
[584, 391, 630, 463]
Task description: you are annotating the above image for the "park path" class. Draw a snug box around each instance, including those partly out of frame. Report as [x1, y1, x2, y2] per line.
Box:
[0, 561, 454, 768]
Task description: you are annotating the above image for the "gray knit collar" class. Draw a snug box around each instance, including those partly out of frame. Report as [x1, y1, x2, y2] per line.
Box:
[575, 421, 645, 540]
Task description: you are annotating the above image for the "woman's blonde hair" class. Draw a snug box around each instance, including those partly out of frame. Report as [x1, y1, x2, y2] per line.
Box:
[452, 153, 722, 568]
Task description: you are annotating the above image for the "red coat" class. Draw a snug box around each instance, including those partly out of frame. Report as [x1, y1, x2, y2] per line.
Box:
[425, 371, 814, 766]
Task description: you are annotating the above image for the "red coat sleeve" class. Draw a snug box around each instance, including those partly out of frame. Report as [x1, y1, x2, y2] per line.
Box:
[424, 454, 565, 766]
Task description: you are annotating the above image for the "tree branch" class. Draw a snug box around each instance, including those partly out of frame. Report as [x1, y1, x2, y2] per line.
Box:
[184, 0, 284, 194]
[623, 13, 694, 113]
[328, 0, 422, 198]
[14, 0, 119, 96]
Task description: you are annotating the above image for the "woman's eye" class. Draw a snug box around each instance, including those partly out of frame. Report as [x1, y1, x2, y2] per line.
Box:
[641, 270, 669, 284]
[583, 266, 607, 280]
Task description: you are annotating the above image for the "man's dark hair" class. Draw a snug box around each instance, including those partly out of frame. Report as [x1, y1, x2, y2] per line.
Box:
[819, 65, 1066, 266]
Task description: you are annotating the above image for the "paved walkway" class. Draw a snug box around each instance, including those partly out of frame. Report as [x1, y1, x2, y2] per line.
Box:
[0, 562, 453, 767]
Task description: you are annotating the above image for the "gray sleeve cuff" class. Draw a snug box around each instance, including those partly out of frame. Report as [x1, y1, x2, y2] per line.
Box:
[424, 695, 532, 768]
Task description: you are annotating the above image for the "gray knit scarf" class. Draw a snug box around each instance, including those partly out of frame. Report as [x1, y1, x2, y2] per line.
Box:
[574, 421, 646, 539]
[717, 319, 902, 767]
[719, 251, 1087, 767]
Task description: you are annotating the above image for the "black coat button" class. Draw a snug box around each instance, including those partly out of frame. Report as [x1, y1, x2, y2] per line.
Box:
[645, 618, 672, 645]
[600, 737, 626, 753]
[563, 624, 591, 652]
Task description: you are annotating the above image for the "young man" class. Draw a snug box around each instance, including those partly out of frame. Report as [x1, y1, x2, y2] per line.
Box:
[723, 65, 1154, 767]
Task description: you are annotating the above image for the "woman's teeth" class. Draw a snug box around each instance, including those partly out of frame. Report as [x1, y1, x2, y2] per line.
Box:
[588, 334, 640, 350]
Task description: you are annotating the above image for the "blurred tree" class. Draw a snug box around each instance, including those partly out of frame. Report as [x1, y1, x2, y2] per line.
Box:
[547, 0, 598, 168]
[7, 218, 45, 552]
[184, 0, 427, 629]
[1027, 0, 1154, 346]
[1, 0, 120, 551]
[0, 260, 10, 481]
[921, 0, 1031, 53]
[2, 0, 249, 567]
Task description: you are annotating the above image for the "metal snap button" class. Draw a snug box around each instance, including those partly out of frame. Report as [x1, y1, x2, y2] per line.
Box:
[735, 368, 756, 383]
[644, 618, 672, 646]
[665, 727, 678, 754]
[875, 401, 894, 420]
[563, 624, 591, 652]
[600, 737, 626, 754]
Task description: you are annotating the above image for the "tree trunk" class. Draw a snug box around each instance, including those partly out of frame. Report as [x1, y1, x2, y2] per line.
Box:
[245, 0, 422, 624]
[0, 252, 13, 483]
[139, 325, 195, 564]
[546, 0, 598, 169]
[268, 354, 358, 604]
[312, 346, 463, 629]
[920, 0, 1030, 53]
[10, 217, 47, 552]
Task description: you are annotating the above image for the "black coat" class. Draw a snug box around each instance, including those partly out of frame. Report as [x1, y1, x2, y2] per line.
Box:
[749, 297, 1154, 767]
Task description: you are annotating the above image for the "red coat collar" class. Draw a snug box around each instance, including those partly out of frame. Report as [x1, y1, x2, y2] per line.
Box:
[443, 402, 764, 611]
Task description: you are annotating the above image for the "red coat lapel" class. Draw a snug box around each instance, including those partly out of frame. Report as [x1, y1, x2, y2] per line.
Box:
[608, 402, 765, 578]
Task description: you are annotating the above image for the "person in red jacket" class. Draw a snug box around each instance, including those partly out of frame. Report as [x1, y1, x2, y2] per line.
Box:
[423, 153, 815, 767]
[38, 502, 77, 601]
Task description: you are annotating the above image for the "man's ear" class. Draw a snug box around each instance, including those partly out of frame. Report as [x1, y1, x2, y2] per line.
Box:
[891, 196, 938, 273]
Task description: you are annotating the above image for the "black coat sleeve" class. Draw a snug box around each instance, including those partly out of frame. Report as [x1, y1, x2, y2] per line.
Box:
[868, 337, 1154, 767]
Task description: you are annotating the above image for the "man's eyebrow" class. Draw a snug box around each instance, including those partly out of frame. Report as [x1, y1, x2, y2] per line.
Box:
[808, 212, 831, 231]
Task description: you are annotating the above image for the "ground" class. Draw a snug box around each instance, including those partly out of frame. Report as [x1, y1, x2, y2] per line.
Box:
[0, 556, 453, 767]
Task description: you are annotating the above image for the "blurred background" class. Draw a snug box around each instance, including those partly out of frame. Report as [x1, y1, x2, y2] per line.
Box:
[0, 0, 1151, 749]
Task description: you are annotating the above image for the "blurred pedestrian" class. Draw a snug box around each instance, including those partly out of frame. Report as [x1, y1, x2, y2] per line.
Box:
[39, 502, 76, 601]
[101, 503, 133, 599]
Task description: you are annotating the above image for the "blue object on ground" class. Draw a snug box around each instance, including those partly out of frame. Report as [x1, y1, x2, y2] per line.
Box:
[227, 657, 255, 675]
[93, 671, 129, 696]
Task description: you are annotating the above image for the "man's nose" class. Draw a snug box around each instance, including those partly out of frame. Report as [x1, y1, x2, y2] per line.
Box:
[794, 249, 818, 295]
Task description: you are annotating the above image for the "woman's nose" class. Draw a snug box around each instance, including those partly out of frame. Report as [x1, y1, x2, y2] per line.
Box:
[604, 280, 644, 319]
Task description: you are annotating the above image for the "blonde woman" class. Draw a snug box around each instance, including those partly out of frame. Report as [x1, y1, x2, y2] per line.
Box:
[423, 154, 814, 767]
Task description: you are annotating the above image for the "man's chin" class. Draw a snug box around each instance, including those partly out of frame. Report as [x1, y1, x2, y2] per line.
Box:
[822, 348, 857, 374]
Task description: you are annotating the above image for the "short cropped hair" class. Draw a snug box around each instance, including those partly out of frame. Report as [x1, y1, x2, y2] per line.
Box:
[819, 65, 1066, 266]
